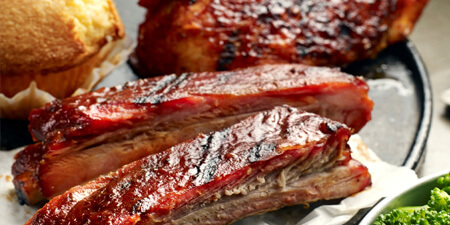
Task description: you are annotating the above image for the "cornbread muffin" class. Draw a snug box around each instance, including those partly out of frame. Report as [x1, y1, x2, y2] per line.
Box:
[0, 0, 125, 118]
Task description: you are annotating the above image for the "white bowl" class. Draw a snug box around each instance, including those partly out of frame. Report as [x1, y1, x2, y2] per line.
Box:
[360, 169, 450, 224]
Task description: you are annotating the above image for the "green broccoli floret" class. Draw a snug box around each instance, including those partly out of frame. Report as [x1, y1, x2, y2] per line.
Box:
[428, 210, 450, 224]
[373, 208, 416, 225]
[410, 206, 450, 225]
[373, 171, 450, 225]
[428, 187, 450, 212]
[437, 172, 450, 195]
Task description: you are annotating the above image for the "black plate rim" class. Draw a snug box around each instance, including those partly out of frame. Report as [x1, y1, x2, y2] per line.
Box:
[400, 40, 433, 170]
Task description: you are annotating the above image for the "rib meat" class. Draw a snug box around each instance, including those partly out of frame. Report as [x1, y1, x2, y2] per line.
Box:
[13, 64, 373, 205]
[133, 0, 428, 76]
[26, 106, 371, 225]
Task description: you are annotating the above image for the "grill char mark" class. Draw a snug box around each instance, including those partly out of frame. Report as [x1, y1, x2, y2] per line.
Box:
[134, 73, 191, 104]
[217, 32, 238, 71]
[194, 129, 230, 185]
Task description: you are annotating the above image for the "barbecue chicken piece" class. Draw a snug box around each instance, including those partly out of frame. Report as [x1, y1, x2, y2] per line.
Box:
[133, 0, 429, 76]
[26, 106, 371, 225]
[13, 64, 373, 205]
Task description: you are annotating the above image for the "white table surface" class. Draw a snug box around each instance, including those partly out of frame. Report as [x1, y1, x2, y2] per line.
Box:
[409, 0, 450, 177]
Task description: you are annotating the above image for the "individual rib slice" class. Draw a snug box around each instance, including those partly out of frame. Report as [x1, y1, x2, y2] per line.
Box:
[29, 63, 372, 142]
[26, 106, 371, 225]
[13, 64, 373, 205]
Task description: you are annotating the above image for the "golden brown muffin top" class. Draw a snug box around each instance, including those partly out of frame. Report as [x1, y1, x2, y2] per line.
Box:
[0, 0, 124, 75]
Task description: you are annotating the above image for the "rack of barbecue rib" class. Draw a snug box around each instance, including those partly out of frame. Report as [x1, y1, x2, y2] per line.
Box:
[14, 64, 373, 224]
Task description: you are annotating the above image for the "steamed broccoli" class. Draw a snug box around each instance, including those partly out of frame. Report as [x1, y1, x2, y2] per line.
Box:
[373, 172, 450, 225]
[428, 187, 450, 212]
[373, 207, 417, 224]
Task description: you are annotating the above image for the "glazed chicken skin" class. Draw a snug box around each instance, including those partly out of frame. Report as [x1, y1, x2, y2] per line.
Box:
[134, 0, 428, 76]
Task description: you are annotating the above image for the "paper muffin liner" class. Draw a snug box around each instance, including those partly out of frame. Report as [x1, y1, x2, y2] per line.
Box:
[0, 36, 135, 119]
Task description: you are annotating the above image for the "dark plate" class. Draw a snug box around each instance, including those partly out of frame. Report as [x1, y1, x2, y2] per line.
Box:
[1, 2, 431, 172]
[108, 2, 432, 172]
[111, 1, 433, 171]
[343, 40, 432, 169]
[0, 13, 432, 172]
[0, 0, 432, 171]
